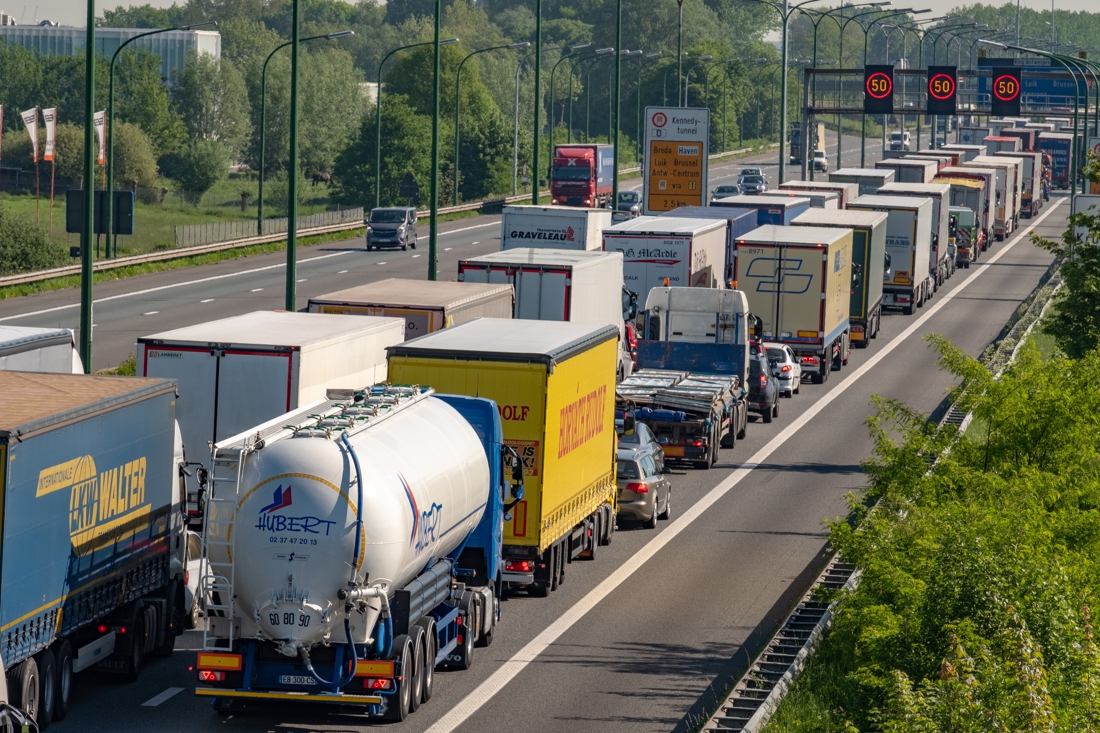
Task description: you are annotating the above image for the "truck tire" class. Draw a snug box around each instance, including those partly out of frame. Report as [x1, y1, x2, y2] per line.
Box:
[583, 515, 599, 561]
[33, 649, 56, 729]
[10, 658, 39, 724]
[154, 581, 182, 658]
[602, 505, 615, 546]
[408, 627, 425, 712]
[52, 640, 73, 722]
[451, 619, 475, 671]
[123, 612, 145, 683]
[903, 302, 915, 315]
[382, 635, 412, 721]
[418, 618, 437, 702]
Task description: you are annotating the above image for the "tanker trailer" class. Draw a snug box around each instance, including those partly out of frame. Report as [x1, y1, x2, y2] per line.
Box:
[193, 384, 516, 721]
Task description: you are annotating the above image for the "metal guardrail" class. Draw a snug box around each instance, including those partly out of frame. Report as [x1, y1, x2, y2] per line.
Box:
[173, 208, 365, 248]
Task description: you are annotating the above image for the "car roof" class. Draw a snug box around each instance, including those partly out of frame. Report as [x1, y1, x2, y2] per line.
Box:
[762, 342, 791, 350]
[616, 446, 648, 461]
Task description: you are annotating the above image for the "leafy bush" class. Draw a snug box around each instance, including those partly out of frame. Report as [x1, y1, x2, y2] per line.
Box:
[167, 141, 230, 207]
[0, 203, 68, 275]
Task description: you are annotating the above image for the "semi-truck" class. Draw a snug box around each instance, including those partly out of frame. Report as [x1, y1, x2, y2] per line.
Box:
[949, 205, 981, 269]
[958, 126, 989, 146]
[937, 166, 997, 244]
[778, 180, 860, 208]
[829, 168, 895, 195]
[0, 372, 186, 727]
[959, 162, 1008, 239]
[984, 135, 1022, 155]
[972, 155, 1022, 232]
[940, 144, 985, 162]
[0, 325, 82, 373]
[759, 190, 839, 209]
[933, 175, 987, 263]
[791, 208, 887, 347]
[194, 384, 513, 720]
[657, 206, 757, 283]
[710, 195, 812, 224]
[902, 154, 951, 173]
[878, 181, 953, 286]
[308, 279, 514, 341]
[998, 127, 1036, 153]
[789, 121, 825, 164]
[995, 150, 1043, 218]
[602, 216, 726, 295]
[848, 195, 933, 315]
[388, 319, 619, 597]
[874, 159, 938, 184]
[619, 287, 751, 468]
[731, 225, 853, 383]
[499, 205, 612, 251]
[550, 144, 614, 207]
[1038, 132, 1072, 189]
[914, 148, 961, 166]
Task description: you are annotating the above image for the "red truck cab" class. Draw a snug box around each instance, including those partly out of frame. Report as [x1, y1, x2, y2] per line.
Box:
[550, 144, 614, 207]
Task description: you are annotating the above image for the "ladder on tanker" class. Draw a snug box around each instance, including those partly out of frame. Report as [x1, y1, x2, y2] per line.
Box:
[199, 445, 248, 651]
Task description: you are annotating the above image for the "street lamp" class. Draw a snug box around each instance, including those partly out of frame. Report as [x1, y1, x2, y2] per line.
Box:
[608, 51, 643, 139]
[683, 54, 713, 107]
[454, 41, 530, 204]
[586, 53, 616, 140]
[106, 21, 217, 258]
[662, 53, 688, 105]
[257, 30, 353, 234]
[514, 46, 559, 195]
[568, 48, 614, 143]
[373, 37, 458, 210]
[549, 43, 593, 166]
[635, 52, 662, 161]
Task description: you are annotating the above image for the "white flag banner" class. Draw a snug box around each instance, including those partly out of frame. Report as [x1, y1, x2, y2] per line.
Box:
[93, 110, 106, 165]
[42, 108, 57, 162]
[20, 108, 38, 162]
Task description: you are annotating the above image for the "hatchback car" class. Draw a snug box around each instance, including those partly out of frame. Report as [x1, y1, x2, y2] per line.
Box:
[616, 447, 672, 528]
[738, 174, 767, 195]
[747, 351, 780, 422]
[711, 183, 740, 202]
[617, 418, 663, 467]
[813, 150, 829, 172]
[366, 206, 417, 251]
[764, 342, 802, 397]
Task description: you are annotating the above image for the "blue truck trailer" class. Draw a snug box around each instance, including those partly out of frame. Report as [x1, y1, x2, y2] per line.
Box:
[710, 195, 811, 226]
[0, 372, 186, 728]
[194, 385, 512, 721]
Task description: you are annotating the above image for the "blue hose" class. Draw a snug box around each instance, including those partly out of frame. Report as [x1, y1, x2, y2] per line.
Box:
[301, 617, 360, 688]
[341, 433, 364, 582]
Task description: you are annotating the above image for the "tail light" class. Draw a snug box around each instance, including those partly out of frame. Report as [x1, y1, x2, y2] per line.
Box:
[505, 560, 534, 573]
[198, 670, 224, 682]
[801, 356, 818, 365]
[185, 570, 190, 585]
[625, 482, 649, 494]
[365, 678, 393, 691]
[97, 624, 108, 634]
[780, 364, 792, 373]
[759, 375, 768, 388]
[691, 440, 704, 447]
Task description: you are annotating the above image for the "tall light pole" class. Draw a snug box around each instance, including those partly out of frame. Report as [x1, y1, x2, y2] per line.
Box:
[374, 38, 457, 210]
[683, 55, 713, 107]
[454, 41, 529, 204]
[612, 0, 623, 207]
[429, 0, 442, 280]
[925, 22, 976, 149]
[570, 49, 614, 143]
[532, 0, 543, 204]
[514, 47, 556, 196]
[107, 21, 216, 258]
[859, 9, 930, 166]
[676, 0, 685, 102]
[260, 31, 353, 235]
[549, 43, 592, 163]
[833, 4, 896, 168]
[608, 50, 641, 140]
[80, 0, 95, 371]
[636, 52, 662, 162]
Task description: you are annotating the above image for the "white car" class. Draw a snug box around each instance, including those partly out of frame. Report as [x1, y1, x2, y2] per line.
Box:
[763, 342, 802, 397]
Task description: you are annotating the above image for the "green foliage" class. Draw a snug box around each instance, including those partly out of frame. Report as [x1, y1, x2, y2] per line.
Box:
[766, 336, 1100, 732]
[1032, 152, 1100, 359]
[99, 3, 185, 27]
[113, 49, 187, 156]
[112, 122, 161, 188]
[169, 140, 230, 206]
[4, 123, 86, 181]
[0, 46, 109, 132]
[264, 166, 311, 213]
[0, 202, 67, 276]
[172, 52, 252, 158]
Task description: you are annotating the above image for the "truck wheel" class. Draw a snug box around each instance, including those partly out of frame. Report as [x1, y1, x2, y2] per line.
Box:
[408, 627, 425, 712]
[154, 581, 182, 658]
[52, 640, 73, 722]
[419, 618, 437, 702]
[10, 658, 39, 724]
[602, 505, 615, 546]
[382, 636, 412, 721]
[451, 619, 475, 671]
[123, 613, 145, 683]
[33, 649, 56, 730]
[737, 416, 747, 440]
[212, 698, 236, 715]
[583, 515, 599, 562]
[721, 429, 735, 449]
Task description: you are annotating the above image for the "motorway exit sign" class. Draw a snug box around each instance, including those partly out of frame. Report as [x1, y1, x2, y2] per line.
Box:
[642, 107, 710, 215]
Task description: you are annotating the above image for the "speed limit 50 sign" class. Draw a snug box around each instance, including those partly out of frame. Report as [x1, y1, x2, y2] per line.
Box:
[991, 68, 1022, 116]
[926, 66, 957, 116]
[863, 65, 894, 115]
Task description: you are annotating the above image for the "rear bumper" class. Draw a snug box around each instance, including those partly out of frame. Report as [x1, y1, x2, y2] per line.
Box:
[195, 688, 383, 705]
[502, 571, 535, 584]
[617, 493, 657, 519]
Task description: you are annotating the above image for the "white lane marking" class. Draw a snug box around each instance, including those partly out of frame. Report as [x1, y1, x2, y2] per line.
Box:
[250, 288, 263, 292]
[412, 254, 421, 258]
[142, 311, 158, 315]
[416, 222, 499, 240]
[338, 270, 348, 274]
[297, 278, 307, 282]
[141, 687, 184, 707]
[378, 262, 387, 265]
[200, 299, 214, 303]
[424, 198, 1066, 733]
[444, 247, 453, 251]
[0, 222, 500, 324]
[472, 241, 480, 244]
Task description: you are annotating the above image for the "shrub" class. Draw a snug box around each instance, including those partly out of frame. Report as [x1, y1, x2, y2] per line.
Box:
[0, 202, 68, 275]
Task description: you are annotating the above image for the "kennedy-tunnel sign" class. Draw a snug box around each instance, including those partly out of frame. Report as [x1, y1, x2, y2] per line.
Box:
[643, 107, 710, 215]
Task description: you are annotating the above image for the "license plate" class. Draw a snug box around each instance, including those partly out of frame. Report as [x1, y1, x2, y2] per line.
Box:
[662, 446, 685, 457]
[280, 675, 317, 686]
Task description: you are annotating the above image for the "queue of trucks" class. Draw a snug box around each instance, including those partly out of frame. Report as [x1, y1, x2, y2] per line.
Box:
[0, 115, 1062, 728]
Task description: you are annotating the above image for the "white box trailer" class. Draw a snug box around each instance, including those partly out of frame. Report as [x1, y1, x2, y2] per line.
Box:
[759, 190, 839, 209]
[994, 150, 1043, 218]
[878, 182, 953, 286]
[138, 311, 404, 465]
[972, 155, 1022, 231]
[778, 180, 861, 208]
[829, 168, 895, 195]
[875, 158, 939, 184]
[958, 163, 1008, 239]
[958, 126, 990, 146]
[499, 204, 612, 251]
[902, 154, 952, 172]
[940, 144, 985, 162]
[0, 325, 83, 373]
[602, 216, 727, 294]
[848, 195, 933, 315]
[307, 278, 514, 340]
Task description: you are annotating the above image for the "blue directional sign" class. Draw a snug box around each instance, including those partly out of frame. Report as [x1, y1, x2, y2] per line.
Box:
[977, 61, 1088, 107]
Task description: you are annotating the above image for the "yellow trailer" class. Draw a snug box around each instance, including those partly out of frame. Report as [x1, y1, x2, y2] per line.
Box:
[388, 318, 619, 597]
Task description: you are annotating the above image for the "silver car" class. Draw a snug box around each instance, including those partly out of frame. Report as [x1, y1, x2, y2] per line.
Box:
[616, 447, 672, 529]
[764, 342, 802, 397]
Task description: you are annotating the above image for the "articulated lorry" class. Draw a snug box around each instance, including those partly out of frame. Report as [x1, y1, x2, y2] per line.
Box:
[875, 159, 938, 184]
[0, 372, 186, 727]
[603, 216, 726, 295]
[550, 144, 614, 208]
[933, 175, 987, 265]
[195, 384, 513, 721]
[499, 205, 611, 251]
[789, 121, 825, 164]
[619, 287, 751, 468]
[829, 168, 894, 195]
[998, 127, 1036, 153]
[955, 163, 1006, 239]
[972, 155, 1022, 233]
[791, 208, 887, 347]
[958, 126, 989, 146]
[778, 180, 860, 208]
[940, 144, 985, 162]
[995, 150, 1043, 218]
[0, 326, 82, 373]
[878, 181, 953, 286]
[308, 279, 514, 341]
[658, 206, 757, 283]
[984, 136, 1022, 155]
[1038, 132, 1072, 189]
[711, 195, 812, 224]
[937, 166, 997, 245]
[731, 225, 853, 383]
[388, 319, 619, 597]
[848, 195, 933, 315]
[759, 190, 839, 209]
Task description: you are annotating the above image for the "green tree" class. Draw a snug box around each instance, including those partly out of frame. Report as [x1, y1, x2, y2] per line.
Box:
[172, 51, 251, 159]
[4, 123, 86, 182]
[219, 16, 284, 67]
[99, 3, 185, 27]
[0, 203, 67, 276]
[112, 122, 161, 188]
[114, 48, 186, 156]
[170, 140, 230, 206]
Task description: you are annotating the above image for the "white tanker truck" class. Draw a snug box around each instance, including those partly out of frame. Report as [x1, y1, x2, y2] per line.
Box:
[193, 384, 518, 721]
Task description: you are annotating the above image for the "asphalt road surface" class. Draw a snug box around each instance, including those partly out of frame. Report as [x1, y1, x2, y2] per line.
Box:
[2, 134, 1066, 733]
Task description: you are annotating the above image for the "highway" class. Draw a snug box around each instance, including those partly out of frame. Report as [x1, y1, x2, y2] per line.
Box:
[2, 132, 1067, 733]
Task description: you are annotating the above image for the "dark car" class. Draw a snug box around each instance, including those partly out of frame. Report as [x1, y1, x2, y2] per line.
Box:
[613, 190, 642, 222]
[738, 174, 767, 195]
[366, 206, 417, 251]
[710, 183, 740, 202]
[747, 351, 780, 423]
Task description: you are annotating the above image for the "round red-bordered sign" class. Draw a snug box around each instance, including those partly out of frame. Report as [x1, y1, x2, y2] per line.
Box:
[651, 112, 667, 127]
[865, 72, 893, 99]
[993, 74, 1020, 101]
[928, 73, 955, 101]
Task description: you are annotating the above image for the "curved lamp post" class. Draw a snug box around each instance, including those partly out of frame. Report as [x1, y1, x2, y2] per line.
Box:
[635, 52, 662, 161]
[608, 51, 643, 139]
[682, 54, 713, 107]
[832, 5, 900, 167]
[568, 48, 614, 143]
[106, 21, 216, 257]
[548, 43, 593, 168]
[453, 41, 530, 205]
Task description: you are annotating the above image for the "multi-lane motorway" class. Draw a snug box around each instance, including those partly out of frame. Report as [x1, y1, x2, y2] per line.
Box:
[1, 132, 1069, 732]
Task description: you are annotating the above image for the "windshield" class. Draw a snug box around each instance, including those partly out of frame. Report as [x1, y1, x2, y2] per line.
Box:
[618, 191, 640, 203]
[617, 460, 641, 479]
[766, 348, 786, 362]
[955, 210, 975, 226]
[891, 133, 903, 140]
[370, 209, 406, 223]
[715, 186, 738, 194]
[814, 151, 825, 158]
[552, 164, 591, 181]
[742, 176, 764, 184]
